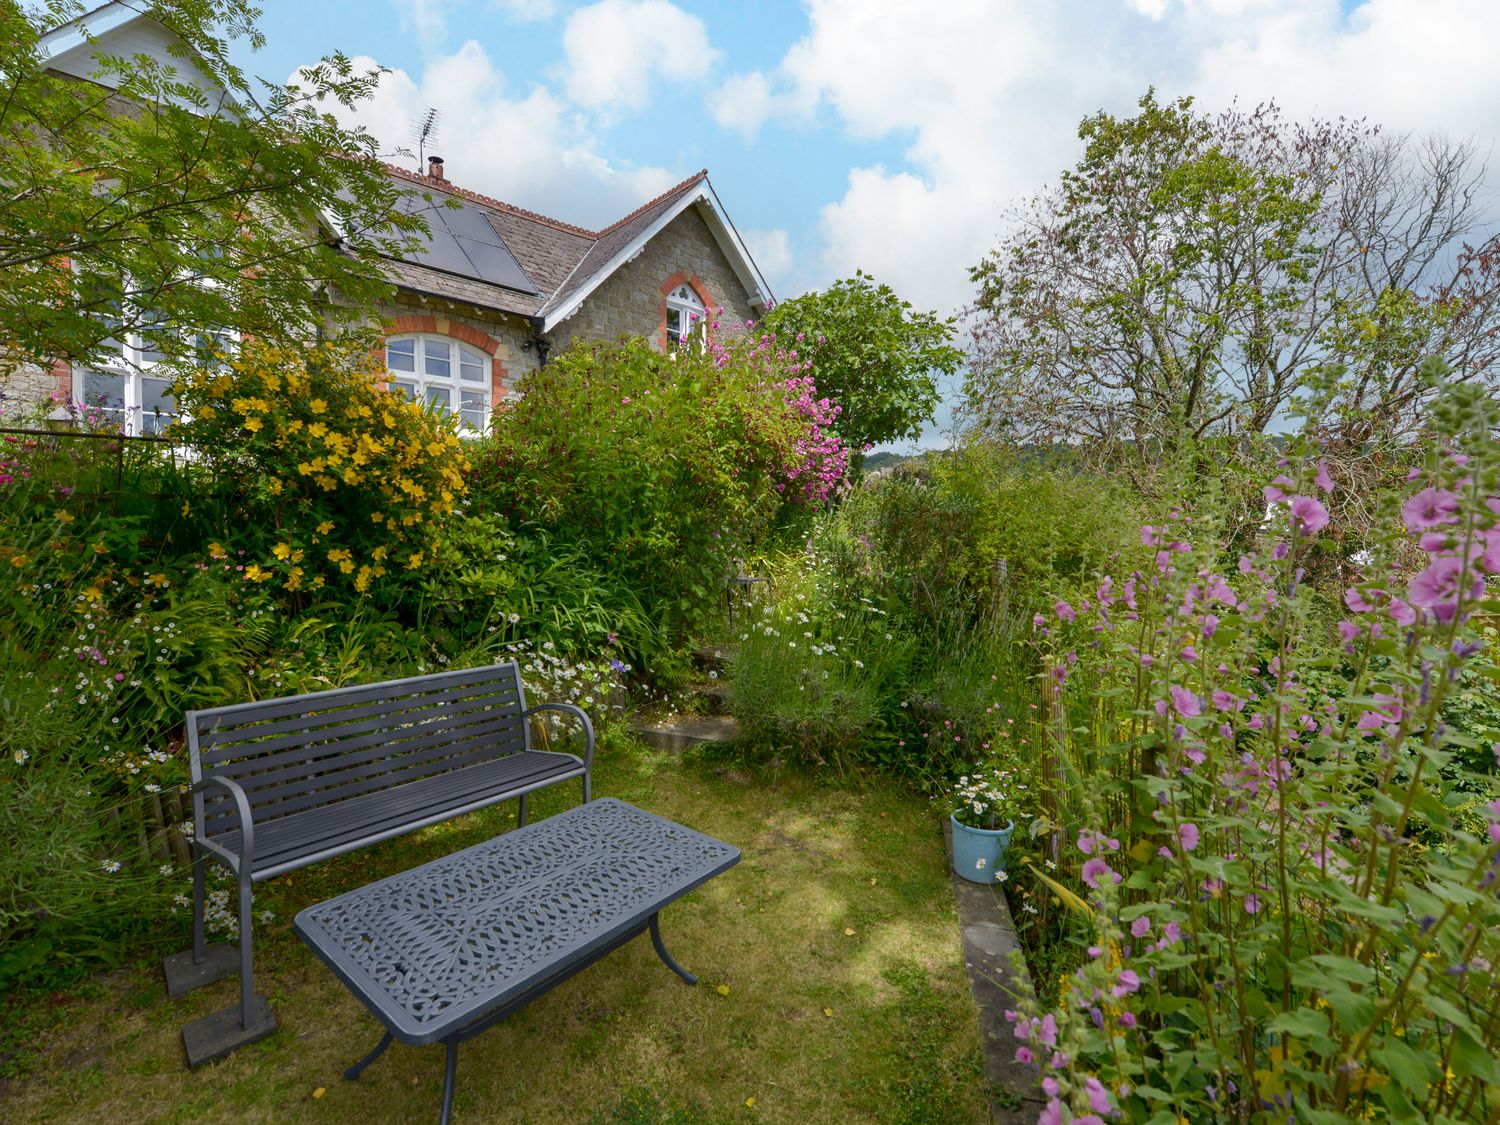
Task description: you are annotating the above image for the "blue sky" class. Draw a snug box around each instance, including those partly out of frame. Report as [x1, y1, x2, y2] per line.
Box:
[235, 0, 1500, 449]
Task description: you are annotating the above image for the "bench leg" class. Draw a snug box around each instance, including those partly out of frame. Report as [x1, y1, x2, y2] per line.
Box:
[344, 1030, 394, 1081]
[179, 864, 276, 1067]
[649, 913, 697, 985]
[440, 1040, 459, 1125]
[162, 848, 238, 998]
[517, 793, 528, 828]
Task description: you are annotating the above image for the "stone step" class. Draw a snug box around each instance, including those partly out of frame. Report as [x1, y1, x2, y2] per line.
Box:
[630, 713, 743, 753]
[690, 644, 735, 674]
[687, 681, 729, 715]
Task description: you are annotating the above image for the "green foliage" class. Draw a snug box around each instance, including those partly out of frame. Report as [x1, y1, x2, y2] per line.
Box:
[761, 270, 961, 452]
[1009, 365, 1500, 1122]
[471, 335, 822, 651]
[0, 0, 424, 380]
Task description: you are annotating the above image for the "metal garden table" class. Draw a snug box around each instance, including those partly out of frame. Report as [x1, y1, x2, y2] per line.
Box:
[293, 798, 739, 1124]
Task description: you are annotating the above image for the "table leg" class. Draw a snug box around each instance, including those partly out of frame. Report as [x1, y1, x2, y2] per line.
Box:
[649, 913, 697, 985]
[440, 1040, 459, 1125]
[344, 1030, 393, 1081]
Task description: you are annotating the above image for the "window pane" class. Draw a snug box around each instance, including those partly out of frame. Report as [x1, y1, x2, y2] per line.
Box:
[666, 307, 682, 346]
[422, 338, 451, 378]
[460, 389, 487, 431]
[387, 338, 416, 372]
[426, 386, 451, 411]
[459, 351, 486, 382]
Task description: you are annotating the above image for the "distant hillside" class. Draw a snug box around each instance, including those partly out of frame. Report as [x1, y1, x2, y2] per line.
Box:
[861, 451, 917, 474]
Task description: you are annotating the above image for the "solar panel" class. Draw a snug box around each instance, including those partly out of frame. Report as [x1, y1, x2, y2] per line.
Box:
[393, 188, 539, 295]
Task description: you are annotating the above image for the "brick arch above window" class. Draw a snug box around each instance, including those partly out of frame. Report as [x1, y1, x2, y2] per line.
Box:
[656, 273, 715, 352]
[380, 315, 513, 423]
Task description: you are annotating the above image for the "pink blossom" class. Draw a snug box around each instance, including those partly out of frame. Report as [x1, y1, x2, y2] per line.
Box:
[1055, 600, 1076, 623]
[1387, 598, 1416, 627]
[1169, 685, 1202, 717]
[1084, 1076, 1113, 1114]
[1337, 620, 1361, 644]
[1315, 459, 1334, 493]
[1479, 528, 1500, 573]
[1419, 531, 1450, 553]
[1080, 857, 1119, 889]
[1344, 587, 1374, 613]
[1015, 1046, 1033, 1064]
[1141, 525, 1159, 546]
[1408, 556, 1483, 623]
[1402, 487, 1460, 531]
[1211, 689, 1241, 712]
[1244, 894, 1262, 915]
[1037, 1013, 1057, 1047]
[1038, 1100, 1063, 1125]
[1177, 822, 1200, 851]
[1112, 969, 1141, 998]
[1290, 496, 1329, 535]
[1130, 916, 1151, 938]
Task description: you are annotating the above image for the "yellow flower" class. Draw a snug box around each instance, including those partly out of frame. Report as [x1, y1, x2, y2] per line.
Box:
[147, 572, 169, 587]
[316, 520, 335, 535]
[244, 417, 263, 433]
[54, 509, 74, 524]
[326, 548, 352, 564]
[272, 543, 292, 561]
[268, 479, 283, 495]
[310, 398, 328, 414]
[406, 551, 424, 570]
[245, 564, 272, 583]
[316, 474, 338, 491]
[308, 421, 328, 438]
[338, 558, 355, 575]
[285, 566, 304, 591]
[208, 542, 227, 560]
[354, 565, 373, 593]
[371, 545, 388, 562]
[9, 553, 28, 568]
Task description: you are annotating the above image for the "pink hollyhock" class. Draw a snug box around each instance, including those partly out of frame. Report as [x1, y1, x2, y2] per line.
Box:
[1130, 916, 1151, 938]
[1290, 495, 1329, 534]
[1055, 599, 1076, 623]
[1177, 822, 1200, 851]
[1402, 487, 1460, 531]
[1387, 598, 1416, 627]
[1112, 969, 1141, 997]
[1081, 857, 1119, 888]
[1084, 1075, 1113, 1114]
[1038, 1100, 1063, 1125]
[1337, 620, 1360, 644]
[1244, 894, 1262, 914]
[1479, 527, 1500, 573]
[1409, 556, 1483, 623]
[1038, 1013, 1058, 1047]
[1315, 459, 1334, 493]
[1169, 684, 1202, 717]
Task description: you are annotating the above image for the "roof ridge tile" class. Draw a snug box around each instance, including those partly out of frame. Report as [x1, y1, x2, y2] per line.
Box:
[595, 169, 708, 236]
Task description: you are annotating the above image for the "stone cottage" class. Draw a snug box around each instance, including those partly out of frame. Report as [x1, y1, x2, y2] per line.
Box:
[12, 2, 775, 436]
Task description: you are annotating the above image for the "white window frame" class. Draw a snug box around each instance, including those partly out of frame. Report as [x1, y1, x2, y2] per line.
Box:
[71, 264, 235, 437]
[385, 333, 491, 435]
[665, 283, 706, 350]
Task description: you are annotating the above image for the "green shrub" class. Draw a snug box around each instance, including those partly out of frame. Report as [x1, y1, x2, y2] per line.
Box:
[470, 334, 842, 652]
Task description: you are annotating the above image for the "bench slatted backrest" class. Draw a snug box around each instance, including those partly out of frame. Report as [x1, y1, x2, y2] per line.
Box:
[187, 663, 530, 851]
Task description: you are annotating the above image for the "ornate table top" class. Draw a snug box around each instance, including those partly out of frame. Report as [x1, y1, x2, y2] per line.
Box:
[294, 798, 739, 1045]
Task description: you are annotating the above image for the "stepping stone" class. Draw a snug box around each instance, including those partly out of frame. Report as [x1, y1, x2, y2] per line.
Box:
[630, 714, 743, 753]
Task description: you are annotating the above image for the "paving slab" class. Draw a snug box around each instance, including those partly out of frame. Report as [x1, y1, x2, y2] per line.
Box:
[629, 713, 743, 753]
[944, 819, 1046, 1124]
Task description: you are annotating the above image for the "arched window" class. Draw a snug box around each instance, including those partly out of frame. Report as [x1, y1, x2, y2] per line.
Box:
[665, 283, 705, 349]
[385, 334, 490, 433]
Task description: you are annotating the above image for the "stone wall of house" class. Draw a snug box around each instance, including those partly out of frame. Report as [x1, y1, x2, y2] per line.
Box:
[0, 360, 69, 422]
[372, 294, 540, 404]
[547, 206, 758, 355]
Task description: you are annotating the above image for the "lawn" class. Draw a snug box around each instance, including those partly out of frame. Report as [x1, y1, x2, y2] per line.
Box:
[1, 737, 988, 1124]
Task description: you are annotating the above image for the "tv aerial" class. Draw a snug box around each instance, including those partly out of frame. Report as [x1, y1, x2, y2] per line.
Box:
[410, 108, 441, 173]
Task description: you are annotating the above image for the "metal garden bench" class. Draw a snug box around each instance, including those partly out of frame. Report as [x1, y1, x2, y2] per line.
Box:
[160, 661, 593, 1067]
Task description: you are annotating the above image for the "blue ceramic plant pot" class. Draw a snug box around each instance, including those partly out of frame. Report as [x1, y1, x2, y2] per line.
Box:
[950, 812, 1015, 884]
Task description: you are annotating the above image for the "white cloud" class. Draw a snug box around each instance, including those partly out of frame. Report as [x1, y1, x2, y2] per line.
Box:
[560, 0, 720, 112]
[741, 228, 793, 288]
[392, 0, 454, 51]
[300, 44, 679, 229]
[727, 0, 1500, 323]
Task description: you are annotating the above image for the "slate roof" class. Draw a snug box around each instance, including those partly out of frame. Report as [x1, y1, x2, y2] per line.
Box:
[380, 164, 711, 324]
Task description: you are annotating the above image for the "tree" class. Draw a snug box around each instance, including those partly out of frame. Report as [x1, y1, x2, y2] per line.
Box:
[760, 270, 962, 454]
[963, 91, 1500, 474]
[0, 0, 422, 381]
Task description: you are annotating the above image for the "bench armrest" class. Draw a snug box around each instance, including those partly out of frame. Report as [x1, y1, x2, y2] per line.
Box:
[522, 701, 596, 772]
[193, 774, 257, 877]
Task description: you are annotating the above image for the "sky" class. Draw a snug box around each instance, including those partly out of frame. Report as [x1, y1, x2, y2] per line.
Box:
[234, 0, 1500, 449]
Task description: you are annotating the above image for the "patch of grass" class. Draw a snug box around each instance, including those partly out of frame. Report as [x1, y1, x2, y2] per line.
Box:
[2, 739, 988, 1123]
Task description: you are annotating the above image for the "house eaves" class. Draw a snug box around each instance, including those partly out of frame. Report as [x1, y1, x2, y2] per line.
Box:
[540, 173, 774, 333]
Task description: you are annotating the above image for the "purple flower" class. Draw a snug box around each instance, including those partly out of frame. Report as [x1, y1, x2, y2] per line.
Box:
[1177, 822, 1200, 851]
[1403, 487, 1460, 531]
[1244, 894, 1262, 914]
[1162, 920, 1182, 945]
[1130, 916, 1151, 938]
[1014, 1046, 1033, 1064]
[1081, 857, 1119, 888]
[1084, 1075, 1113, 1114]
[1387, 598, 1416, 627]
[1054, 600, 1076, 623]
[1038, 1100, 1063, 1125]
[1290, 496, 1329, 535]
[1409, 557, 1483, 623]
[1037, 1013, 1057, 1047]
[1169, 685, 1202, 717]
[1315, 459, 1334, 493]
[1112, 969, 1141, 998]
